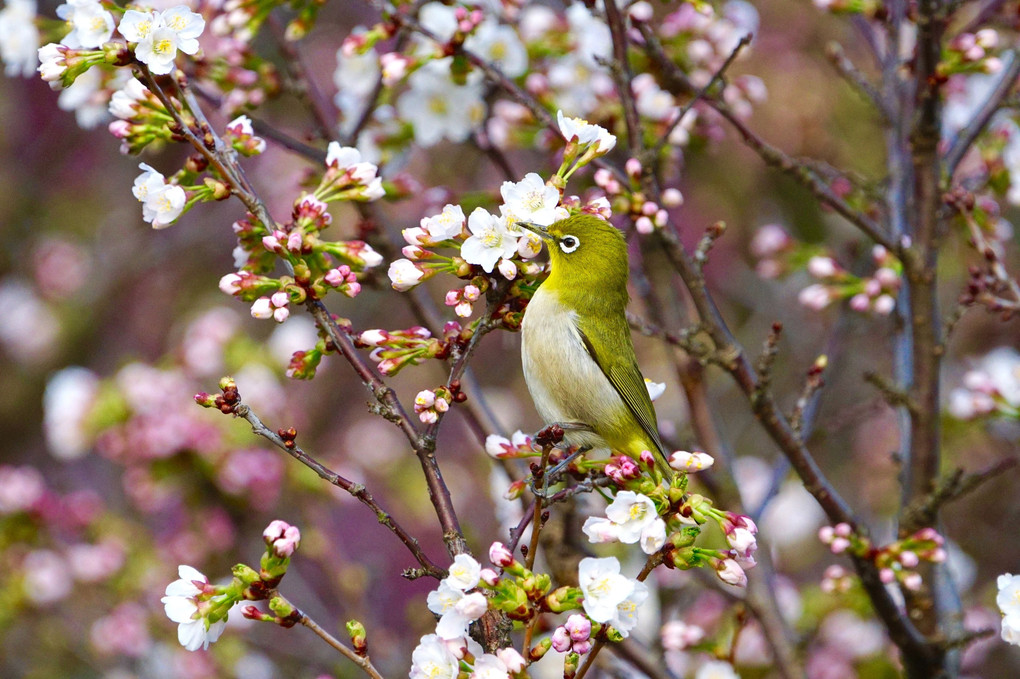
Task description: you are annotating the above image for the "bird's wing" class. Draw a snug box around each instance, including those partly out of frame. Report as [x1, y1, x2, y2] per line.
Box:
[575, 314, 667, 457]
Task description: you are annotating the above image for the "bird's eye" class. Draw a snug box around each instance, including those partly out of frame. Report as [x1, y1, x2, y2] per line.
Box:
[558, 235, 580, 254]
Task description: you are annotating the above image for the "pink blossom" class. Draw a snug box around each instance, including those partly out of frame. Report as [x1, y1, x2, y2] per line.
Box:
[263, 519, 301, 557]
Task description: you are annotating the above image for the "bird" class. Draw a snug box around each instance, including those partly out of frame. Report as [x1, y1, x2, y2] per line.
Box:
[519, 214, 673, 479]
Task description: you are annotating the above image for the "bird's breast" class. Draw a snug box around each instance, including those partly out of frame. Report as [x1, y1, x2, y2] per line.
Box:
[521, 287, 626, 449]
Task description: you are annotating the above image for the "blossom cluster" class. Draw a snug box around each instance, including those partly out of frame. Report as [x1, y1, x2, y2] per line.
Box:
[216, 143, 385, 329]
[819, 524, 946, 591]
[383, 113, 614, 348]
[947, 347, 1020, 420]
[599, 161, 684, 234]
[412, 552, 525, 679]
[161, 520, 303, 651]
[750, 224, 903, 315]
[941, 29, 1003, 76]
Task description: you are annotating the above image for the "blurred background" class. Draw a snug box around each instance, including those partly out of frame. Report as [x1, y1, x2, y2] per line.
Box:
[1, 0, 1019, 677]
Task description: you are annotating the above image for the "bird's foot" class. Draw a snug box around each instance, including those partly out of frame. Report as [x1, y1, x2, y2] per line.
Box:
[530, 445, 593, 497]
[533, 421, 593, 449]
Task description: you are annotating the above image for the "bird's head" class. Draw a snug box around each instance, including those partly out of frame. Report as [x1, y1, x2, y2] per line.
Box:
[521, 214, 630, 300]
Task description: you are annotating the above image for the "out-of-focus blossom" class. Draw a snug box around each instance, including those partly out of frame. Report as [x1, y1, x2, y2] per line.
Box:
[397, 57, 485, 147]
[43, 366, 98, 459]
[56, 0, 114, 49]
[0, 0, 40, 77]
[695, 660, 740, 679]
[997, 573, 1020, 645]
[90, 602, 152, 657]
[23, 549, 72, 604]
[0, 278, 60, 364]
[0, 465, 45, 513]
[465, 20, 527, 78]
[661, 620, 705, 651]
[818, 610, 886, 658]
[333, 46, 379, 131]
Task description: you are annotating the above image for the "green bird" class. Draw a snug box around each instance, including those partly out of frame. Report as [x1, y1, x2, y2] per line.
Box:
[520, 214, 673, 479]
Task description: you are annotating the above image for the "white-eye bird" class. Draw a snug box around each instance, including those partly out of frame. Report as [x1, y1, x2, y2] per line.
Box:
[520, 214, 673, 478]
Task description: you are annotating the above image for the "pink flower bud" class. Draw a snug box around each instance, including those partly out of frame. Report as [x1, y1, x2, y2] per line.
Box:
[661, 188, 684, 207]
[849, 293, 870, 311]
[818, 526, 835, 543]
[715, 558, 747, 587]
[479, 568, 500, 587]
[454, 592, 488, 620]
[325, 268, 345, 287]
[873, 295, 895, 315]
[880, 568, 895, 584]
[108, 120, 130, 138]
[273, 307, 290, 323]
[551, 626, 571, 653]
[635, 216, 654, 234]
[830, 537, 850, 554]
[359, 329, 387, 346]
[564, 613, 591, 641]
[899, 551, 919, 568]
[219, 273, 242, 295]
[594, 168, 614, 187]
[263, 519, 301, 557]
[496, 647, 526, 674]
[489, 542, 514, 567]
[572, 639, 592, 655]
[251, 297, 273, 319]
[807, 256, 839, 279]
[626, 158, 642, 177]
[903, 572, 922, 591]
[271, 291, 289, 308]
[834, 523, 852, 537]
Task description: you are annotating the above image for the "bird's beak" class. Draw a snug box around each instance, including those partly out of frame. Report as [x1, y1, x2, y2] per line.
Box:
[518, 221, 553, 241]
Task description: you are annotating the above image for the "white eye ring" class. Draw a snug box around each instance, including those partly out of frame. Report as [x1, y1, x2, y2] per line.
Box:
[558, 235, 580, 253]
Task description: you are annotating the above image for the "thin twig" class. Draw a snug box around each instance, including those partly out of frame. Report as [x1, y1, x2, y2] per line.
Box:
[298, 609, 386, 679]
[636, 23, 897, 253]
[826, 41, 892, 122]
[945, 51, 1020, 177]
[234, 402, 445, 579]
[653, 32, 752, 157]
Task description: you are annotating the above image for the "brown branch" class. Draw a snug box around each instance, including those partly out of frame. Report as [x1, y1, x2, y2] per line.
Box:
[305, 300, 468, 557]
[653, 32, 751, 157]
[945, 51, 1020, 177]
[267, 13, 337, 141]
[826, 41, 891, 122]
[636, 23, 897, 253]
[234, 402, 444, 579]
[602, 0, 642, 159]
[297, 606, 386, 679]
[899, 0, 948, 657]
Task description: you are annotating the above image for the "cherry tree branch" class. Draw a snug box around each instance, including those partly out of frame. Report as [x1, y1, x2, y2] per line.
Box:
[635, 22, 897, 254]
[233, 401, 444, 578]
[296, 605, 387, 679]
[944, 50, 1020, 177]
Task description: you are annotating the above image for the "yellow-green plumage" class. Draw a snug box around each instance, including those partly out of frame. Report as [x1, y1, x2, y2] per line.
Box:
[520, 214, 672, 478]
